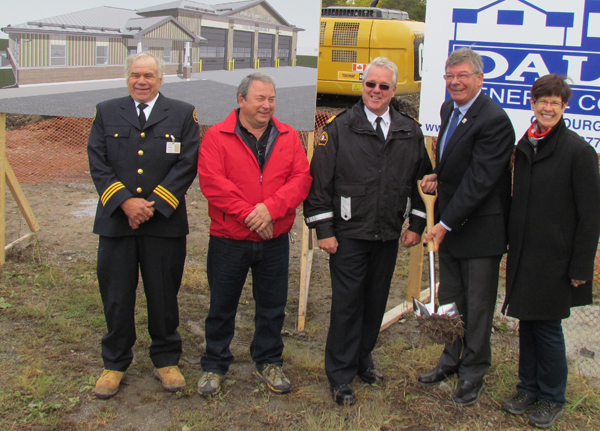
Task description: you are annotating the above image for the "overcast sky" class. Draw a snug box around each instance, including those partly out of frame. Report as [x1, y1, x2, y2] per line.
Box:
[0, 0, 321, 54]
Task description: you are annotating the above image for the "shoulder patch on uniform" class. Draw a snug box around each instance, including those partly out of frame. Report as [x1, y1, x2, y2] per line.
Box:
[325, 109, 347, 124]
[318, 131, 329, 146]
[193, 109, 198, 123]
[400, 111, 421, 126]
[93, 108, 97, 122]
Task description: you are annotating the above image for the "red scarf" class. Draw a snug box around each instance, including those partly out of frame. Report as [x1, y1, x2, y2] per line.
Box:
[527, 121, 553, 140]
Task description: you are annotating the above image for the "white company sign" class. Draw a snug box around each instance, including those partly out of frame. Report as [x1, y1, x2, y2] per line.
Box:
[419, 0, 600, 151]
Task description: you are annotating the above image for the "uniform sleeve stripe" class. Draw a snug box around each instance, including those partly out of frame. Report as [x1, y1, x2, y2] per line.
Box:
[154, 185, 179, 209]
[101, 182, 125, 206]
[411, 209, 426, 219]
[305, 212, 334, 224]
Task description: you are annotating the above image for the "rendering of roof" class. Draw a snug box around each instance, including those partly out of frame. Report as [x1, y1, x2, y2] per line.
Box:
[137, 1, 217, 14]
[3, 7, 142, 37]
[1, 5, 206, 40]
[2, 0, 295, 38]
[138, 0, 292, 26]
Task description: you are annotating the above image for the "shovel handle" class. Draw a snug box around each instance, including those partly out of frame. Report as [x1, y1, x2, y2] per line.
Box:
[417, 180, 437, 253]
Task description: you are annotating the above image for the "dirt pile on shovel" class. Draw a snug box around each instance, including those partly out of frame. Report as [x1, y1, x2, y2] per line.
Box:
[416, 314, 465, 344]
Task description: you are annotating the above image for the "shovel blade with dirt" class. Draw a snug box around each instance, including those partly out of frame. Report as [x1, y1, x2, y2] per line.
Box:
[413, 180, 460, 320]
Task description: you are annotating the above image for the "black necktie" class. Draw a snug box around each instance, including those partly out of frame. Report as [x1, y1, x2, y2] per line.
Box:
[441, 107, 461, 158]
[375, 117, 386, 142]
[138, 103, 148, 129]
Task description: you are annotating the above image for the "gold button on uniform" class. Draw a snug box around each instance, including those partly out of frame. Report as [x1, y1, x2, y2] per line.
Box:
[137, 169, 143, 174]
[165, 134, 170, 138]
[138, 150, 144, 156]
[141, 132, 145, 138]
[136, 187, 142, 193]
[114, 133, 118, 137]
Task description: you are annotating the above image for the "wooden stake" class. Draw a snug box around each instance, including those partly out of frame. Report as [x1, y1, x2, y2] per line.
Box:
[297, 132, 315, 332]
[1, 112, 41, 265]
[380, 136, 436, 331]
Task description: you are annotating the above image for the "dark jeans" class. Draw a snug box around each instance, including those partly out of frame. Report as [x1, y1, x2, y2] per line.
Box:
[325, 237, 399, 386]
[517, 320, 567, 405]
[98, 235, 186, 371]
[437, 253, 501, 382]
[201, 234, 289, 375]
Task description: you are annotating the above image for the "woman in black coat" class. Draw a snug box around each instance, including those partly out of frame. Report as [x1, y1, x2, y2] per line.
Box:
[500, 74, 600, 428]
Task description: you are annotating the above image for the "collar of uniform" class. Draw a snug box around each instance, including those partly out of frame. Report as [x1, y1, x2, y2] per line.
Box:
[136, 93, 159, 118]
[363, 105, 391, 128]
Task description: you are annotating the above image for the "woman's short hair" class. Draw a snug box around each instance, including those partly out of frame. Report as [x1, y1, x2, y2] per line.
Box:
[530, 74, 572, 103]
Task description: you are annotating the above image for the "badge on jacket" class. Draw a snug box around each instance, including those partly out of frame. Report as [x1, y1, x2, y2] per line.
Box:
[167, 135, 181, 154]
[319, 132, 328, 146]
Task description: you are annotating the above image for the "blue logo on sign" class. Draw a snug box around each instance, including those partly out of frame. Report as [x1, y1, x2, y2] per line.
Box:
[449, 0, 600, 117]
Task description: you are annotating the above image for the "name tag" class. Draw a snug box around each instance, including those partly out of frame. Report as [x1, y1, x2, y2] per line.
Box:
[166, 139, 181, 154]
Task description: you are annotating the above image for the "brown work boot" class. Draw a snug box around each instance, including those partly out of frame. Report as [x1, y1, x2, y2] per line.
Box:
[154, 366, 186, 392]
[93, 370, 124, 399]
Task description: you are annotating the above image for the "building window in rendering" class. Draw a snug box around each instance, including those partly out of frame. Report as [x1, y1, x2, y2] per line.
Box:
[96, 46, 109, 65]
[200, 46, 225, 58]
[50, 44, 66, 66]
[163, 47, 172, 63]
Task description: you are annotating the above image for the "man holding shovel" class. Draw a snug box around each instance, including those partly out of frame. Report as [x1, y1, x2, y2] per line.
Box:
[419, 48, 515, 405]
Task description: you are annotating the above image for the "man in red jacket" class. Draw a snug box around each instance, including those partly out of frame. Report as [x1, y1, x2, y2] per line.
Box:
[197, 73, 312, 397]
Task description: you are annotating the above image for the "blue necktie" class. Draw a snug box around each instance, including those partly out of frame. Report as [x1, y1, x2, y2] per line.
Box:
[441, 107, 461, 158]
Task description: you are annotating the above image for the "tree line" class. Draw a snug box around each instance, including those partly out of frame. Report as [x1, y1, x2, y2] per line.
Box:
[321, 0, 427, 22]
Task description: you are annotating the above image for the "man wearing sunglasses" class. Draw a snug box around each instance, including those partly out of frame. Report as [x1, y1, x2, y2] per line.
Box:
[418, 48, 515, 406]
[304, 57, 432, 406]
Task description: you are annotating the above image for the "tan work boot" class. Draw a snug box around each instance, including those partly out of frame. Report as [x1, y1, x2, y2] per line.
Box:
[93, 370, 124, 399]
[154, 365, 186, 392]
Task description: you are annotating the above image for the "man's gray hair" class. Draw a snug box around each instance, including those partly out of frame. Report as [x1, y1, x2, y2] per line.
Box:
[445, 48, 483, 74]
[363, 57, 398, 85]
[237, 73, 276, 100]
[125, 52, 164, 80]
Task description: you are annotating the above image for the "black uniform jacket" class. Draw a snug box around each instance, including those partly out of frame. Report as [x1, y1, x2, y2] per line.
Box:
[435, 92, 515, 258]
[503, 119, 600, 320]
[304, 100, 432, 241]
[88, 94, 200, 237]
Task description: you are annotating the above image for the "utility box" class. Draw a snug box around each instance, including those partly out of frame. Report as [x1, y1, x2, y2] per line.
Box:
[318, 6, 425, 96]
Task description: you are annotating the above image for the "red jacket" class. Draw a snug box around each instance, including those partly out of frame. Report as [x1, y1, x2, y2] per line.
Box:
[198, 109, 312, 241]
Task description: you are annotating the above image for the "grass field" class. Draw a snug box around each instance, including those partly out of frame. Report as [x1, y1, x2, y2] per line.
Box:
[1, 242, 598, 431]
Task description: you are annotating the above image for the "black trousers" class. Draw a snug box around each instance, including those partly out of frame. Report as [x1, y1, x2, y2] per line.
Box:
[325, 237, 399, 386]
[436, 252, 501, 382]
[97, 235, 186, 371]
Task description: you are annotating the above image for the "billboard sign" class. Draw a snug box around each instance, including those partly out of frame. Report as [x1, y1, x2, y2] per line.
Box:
[419, 0, 600, 150]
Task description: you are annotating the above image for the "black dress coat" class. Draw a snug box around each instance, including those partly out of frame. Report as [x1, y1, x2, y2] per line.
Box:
[502, 118, 600, 320]
[435, 92, 515, 258]
[88, 94, 200, 237]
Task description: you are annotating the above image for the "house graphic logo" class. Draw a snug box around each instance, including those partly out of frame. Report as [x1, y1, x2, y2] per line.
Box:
[446, 0, 600, 143]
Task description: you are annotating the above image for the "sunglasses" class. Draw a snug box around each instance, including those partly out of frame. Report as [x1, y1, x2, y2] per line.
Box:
[364, 81, 391, 91]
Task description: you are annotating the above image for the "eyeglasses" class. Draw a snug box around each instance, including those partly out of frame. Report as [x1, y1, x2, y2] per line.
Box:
[534, 99, 565, 109]
[364, 81, 391, 91]
[443, 73, 478, 81]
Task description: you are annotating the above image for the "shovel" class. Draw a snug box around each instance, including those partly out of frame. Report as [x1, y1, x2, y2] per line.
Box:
[412, 180, 460, 318]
